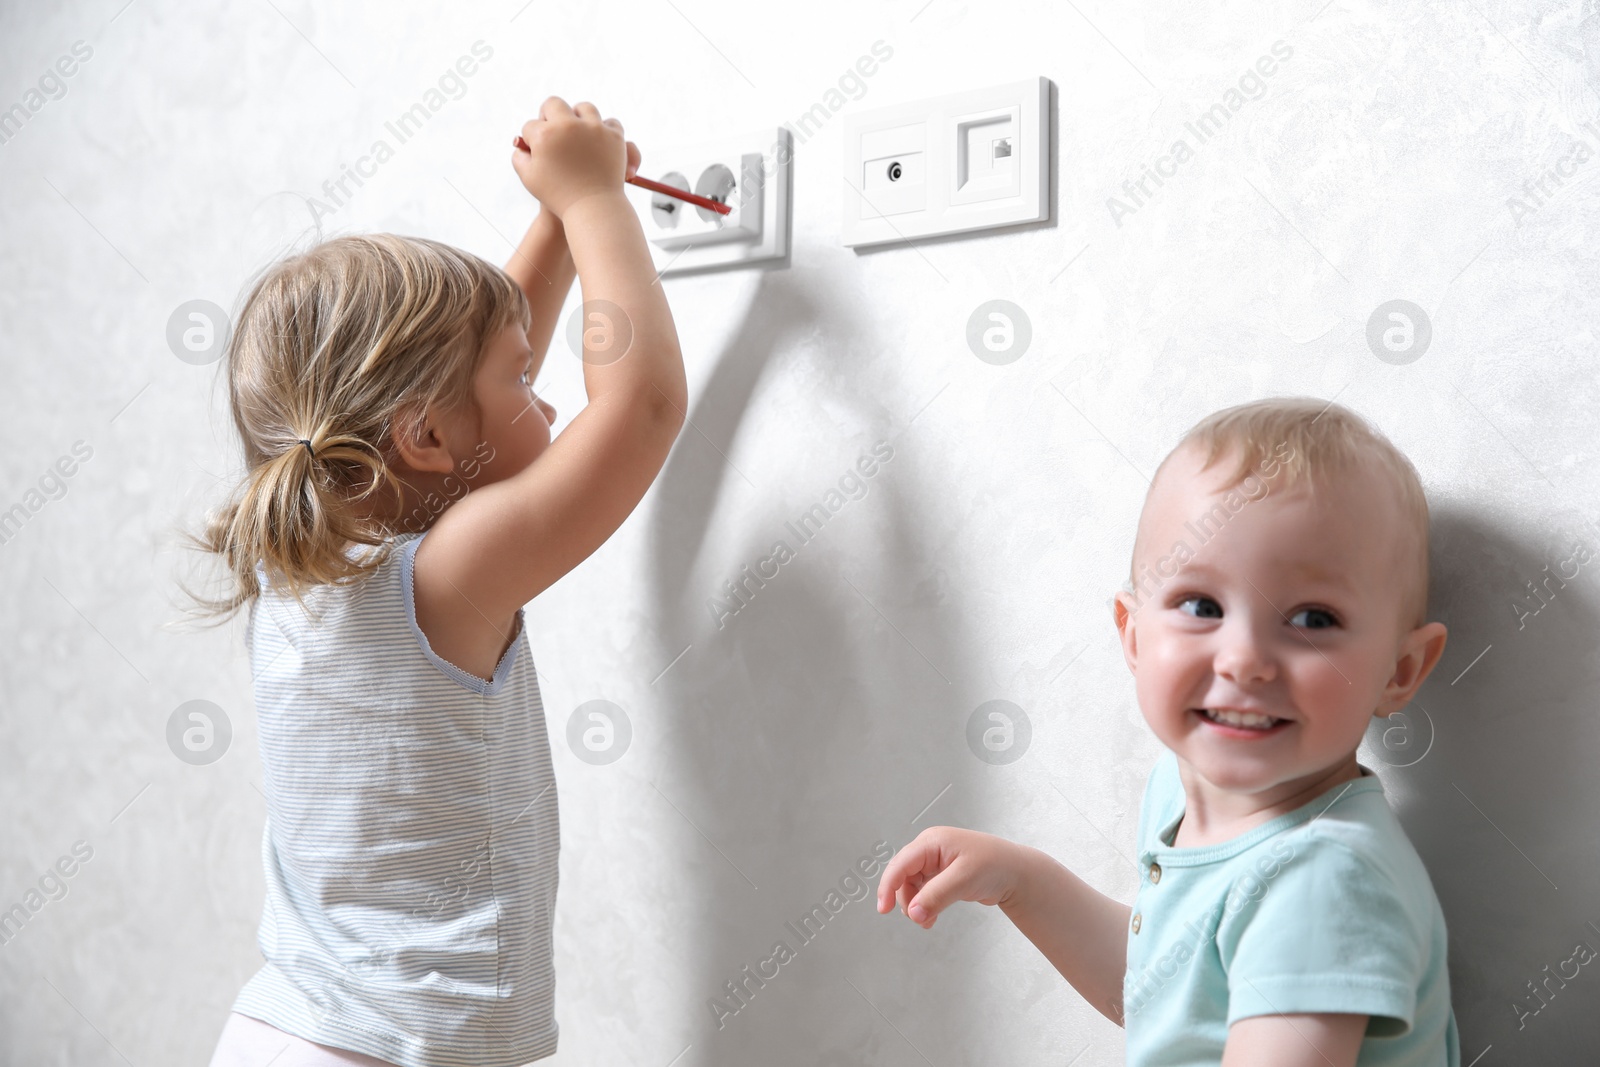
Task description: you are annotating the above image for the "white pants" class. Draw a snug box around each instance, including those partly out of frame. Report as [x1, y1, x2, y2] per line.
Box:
[207, 1012, 401, 1067]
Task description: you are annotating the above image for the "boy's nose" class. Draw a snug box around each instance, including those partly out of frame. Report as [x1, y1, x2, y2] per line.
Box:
[1213, 632, 1275, 685]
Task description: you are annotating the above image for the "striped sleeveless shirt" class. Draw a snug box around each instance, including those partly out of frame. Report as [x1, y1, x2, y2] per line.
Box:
[232, 530, 560, 1067]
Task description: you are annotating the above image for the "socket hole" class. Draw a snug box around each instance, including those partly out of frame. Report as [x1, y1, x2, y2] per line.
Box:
[651, 172, 690, 228]
[886, 160, 904, 182]
[694, 163, 737, 222]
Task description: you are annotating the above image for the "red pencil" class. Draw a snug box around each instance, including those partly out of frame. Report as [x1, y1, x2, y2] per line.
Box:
[512, 135, 732, 216]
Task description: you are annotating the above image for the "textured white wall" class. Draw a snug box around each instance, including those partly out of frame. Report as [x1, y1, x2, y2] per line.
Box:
[3, 1, 1598, 1064]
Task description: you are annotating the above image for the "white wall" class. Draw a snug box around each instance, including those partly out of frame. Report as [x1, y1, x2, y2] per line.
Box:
[3, 0, 1598, 1064]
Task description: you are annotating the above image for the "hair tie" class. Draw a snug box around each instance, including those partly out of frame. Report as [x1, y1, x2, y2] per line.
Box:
[299, 439, 315, 458]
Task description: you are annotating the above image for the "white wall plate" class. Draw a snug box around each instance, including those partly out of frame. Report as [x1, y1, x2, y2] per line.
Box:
[624, 127, 792, 275]
[841, 77, 1051, 248]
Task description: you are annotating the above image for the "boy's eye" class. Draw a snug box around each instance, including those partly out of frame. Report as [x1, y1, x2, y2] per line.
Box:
[1177, 596, 1223, 619]
[1289, 607, 1339, 629]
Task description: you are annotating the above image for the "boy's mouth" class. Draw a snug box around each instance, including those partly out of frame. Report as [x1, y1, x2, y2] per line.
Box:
[1193, 707, 1290, 734]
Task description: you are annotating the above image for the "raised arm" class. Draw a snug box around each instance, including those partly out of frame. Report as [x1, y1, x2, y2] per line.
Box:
[414, 97, 687, 638]
[502, 209, 575, 379]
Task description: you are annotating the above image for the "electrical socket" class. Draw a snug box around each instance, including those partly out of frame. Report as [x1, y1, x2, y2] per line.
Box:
[624, 127, 792, 275]
[646, 153, 764, 249]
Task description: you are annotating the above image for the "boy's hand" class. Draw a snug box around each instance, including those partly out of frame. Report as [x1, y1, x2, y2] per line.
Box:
[883, 826, 1131, 1027]
[876, 826, 1030, 929]
[512, 96, 641, 218]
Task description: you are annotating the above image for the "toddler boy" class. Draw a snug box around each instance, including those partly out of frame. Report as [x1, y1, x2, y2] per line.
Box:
[877, 397, 1459, 1066]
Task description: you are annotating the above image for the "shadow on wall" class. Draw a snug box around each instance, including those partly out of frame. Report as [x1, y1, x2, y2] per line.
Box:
[1363, 503, 1600, 1061]
[643, 270, 997, 1065]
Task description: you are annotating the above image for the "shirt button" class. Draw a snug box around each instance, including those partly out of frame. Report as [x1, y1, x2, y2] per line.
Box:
[1149, 862, 1162, 884]
[1131, 912, 1142, 934]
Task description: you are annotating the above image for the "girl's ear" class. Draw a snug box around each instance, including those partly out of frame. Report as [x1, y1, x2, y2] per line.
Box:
[389, 403, 457, 475]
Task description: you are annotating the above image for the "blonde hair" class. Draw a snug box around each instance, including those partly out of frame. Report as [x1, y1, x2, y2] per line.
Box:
[1135, 396, 1432, 631]
[175, 233, 529, 626]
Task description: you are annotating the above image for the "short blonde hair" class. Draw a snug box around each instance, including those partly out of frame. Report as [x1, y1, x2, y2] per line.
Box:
[176, 233, 529, 625]
[1134, 396, 1432, 631]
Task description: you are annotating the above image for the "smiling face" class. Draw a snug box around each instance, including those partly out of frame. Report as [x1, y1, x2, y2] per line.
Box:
[1113, 441, 1446, 815]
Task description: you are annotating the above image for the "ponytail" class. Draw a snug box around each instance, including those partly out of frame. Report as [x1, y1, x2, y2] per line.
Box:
[171, 233, 528, 628]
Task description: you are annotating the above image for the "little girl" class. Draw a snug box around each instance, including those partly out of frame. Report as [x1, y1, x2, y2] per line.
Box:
[189, 97, 686, 1067]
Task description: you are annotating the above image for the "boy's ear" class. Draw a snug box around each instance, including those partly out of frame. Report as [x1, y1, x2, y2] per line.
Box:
[1376, 621, 1449, 716]
[1113, 590, 1140, 674]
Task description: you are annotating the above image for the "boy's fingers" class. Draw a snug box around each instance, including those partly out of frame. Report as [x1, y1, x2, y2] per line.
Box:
[897, 881, 918, 919]
[876, 867, 897, 912]
[896, 870, 921, 915]
[625, 141, 641, 180]
[878, 837, 942, 913]
[882, 834, 941, 882]
[905, 859, 968, 926]
[876, 844, 914, 911]
[573, 100, 601, 120]
[539, 95, 573, 121]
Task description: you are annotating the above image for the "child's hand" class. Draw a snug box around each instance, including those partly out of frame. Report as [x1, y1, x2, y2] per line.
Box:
[876, 826, 1030, 929]
[511, 96, 641, 218]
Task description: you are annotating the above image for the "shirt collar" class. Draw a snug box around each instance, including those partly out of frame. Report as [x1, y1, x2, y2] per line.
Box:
[1147, 764, 1385, 867]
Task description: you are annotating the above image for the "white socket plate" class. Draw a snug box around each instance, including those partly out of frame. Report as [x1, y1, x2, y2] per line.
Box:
[625, 127, 792, 275]
[841, 77, 1051, 247]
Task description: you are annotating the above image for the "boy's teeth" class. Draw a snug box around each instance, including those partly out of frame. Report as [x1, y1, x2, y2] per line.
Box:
[1202, 708, 1278, 729]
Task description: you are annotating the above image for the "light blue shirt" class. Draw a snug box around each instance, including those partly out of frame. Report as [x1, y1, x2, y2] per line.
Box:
[1123, 750, 1459, 1066]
